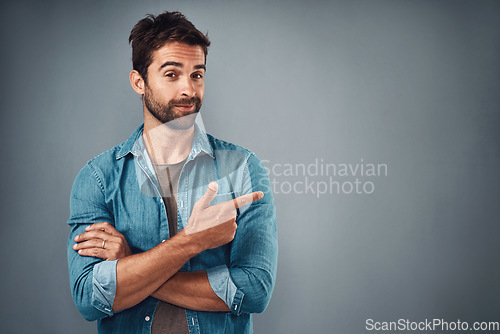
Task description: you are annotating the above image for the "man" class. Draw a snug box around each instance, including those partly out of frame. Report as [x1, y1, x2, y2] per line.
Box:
[67, 11, 278, 334]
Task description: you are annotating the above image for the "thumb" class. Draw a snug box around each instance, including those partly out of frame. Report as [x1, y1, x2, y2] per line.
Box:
[197, 181, 218, 208]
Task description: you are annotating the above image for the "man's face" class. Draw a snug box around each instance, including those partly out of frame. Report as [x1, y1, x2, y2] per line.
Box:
[143, 42, 206, 129]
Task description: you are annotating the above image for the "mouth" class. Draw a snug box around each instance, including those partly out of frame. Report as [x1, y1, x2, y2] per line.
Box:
[174, 104, 195, 112]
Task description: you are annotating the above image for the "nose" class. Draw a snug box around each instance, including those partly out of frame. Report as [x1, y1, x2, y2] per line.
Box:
[180, 76, 196, 97]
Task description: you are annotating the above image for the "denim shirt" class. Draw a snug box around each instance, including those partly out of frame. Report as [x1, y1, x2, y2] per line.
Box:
[67, 124, 278, 334]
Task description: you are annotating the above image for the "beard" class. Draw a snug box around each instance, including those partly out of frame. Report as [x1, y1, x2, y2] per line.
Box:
[144, 85, 202, 130]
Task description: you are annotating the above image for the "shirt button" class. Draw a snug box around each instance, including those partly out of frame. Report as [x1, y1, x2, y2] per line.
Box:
[145, 316, 151, 322]
[161, 239, 165, 243]
[179, 200, 183, 207]
[160, 198, 164, 203]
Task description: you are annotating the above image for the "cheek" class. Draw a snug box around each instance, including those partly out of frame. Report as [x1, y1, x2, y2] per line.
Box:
[197, 84, 205, 99]
[156, 88, 176, 102]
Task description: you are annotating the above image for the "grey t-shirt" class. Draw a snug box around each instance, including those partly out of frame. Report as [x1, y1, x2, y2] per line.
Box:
[151, 159, 189, 334]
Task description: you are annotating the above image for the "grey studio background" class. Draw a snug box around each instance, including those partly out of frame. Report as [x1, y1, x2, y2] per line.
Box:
[1, 0, 499, 333]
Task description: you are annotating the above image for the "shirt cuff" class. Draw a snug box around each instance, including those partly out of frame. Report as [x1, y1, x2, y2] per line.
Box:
[207, 265, 244, 315]
[91, 259, 118, 316]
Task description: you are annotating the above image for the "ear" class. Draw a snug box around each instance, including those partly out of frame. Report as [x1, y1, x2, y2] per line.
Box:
[130, 70, 145, 95]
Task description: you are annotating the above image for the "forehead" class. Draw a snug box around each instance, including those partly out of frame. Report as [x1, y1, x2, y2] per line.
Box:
[151, 42, 205, 66]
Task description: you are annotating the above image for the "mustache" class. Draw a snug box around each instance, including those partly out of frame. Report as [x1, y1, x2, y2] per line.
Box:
[168, 96, 202, 106]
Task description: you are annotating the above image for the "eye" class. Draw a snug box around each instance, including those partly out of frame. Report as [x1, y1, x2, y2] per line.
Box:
[191, 73, 204, 79]
[165, 72, 177, 78]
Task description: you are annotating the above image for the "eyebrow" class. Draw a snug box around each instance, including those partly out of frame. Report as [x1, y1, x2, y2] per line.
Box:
[160, 61, 182, 69]
[160, 61, 206, 71]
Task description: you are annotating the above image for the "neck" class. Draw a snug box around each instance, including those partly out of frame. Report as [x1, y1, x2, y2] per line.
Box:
[143, 110, 195, 165]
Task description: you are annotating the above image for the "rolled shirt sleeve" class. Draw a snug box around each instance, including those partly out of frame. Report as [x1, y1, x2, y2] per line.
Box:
[92, 260, 118, 316]
[206, 265, 243, 315]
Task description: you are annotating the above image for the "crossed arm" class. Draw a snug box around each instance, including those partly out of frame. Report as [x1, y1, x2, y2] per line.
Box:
[73, 221, 230, 312]
[72, 181, 262, 313]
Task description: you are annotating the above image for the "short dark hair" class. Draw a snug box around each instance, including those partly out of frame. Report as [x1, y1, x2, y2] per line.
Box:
[129, 11, 210, 83]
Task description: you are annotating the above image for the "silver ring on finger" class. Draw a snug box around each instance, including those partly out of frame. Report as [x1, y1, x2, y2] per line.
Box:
[102, 240, 106, 249]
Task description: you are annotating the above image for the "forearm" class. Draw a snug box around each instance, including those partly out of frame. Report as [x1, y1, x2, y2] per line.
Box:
[151, 271, 230, 312]
[113, 230, 200, 312]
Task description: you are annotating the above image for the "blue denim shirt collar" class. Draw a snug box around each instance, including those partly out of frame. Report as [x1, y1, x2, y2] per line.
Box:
[115, 123, 215, 161]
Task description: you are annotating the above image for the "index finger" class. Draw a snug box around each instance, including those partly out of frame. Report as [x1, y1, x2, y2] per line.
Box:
[224, 191, 264, 210]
